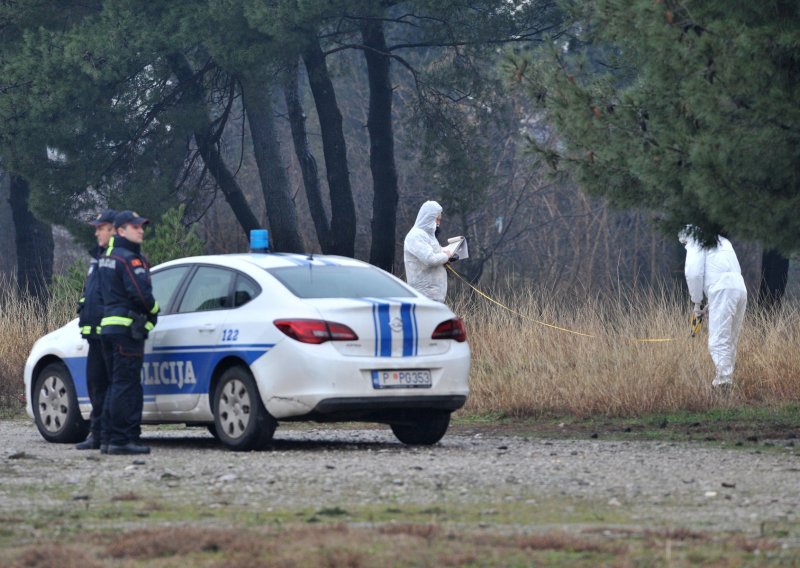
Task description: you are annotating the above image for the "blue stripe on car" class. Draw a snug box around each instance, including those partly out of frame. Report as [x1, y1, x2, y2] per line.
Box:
[400, 303, 414, 356]
[377, 302, 392, 357]
[63, 345, 273, 399]
[152, 344, 274, 351]
[412, 303, 419, 355]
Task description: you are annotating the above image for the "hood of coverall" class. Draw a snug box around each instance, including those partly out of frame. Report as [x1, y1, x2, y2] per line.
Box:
[412, 201, 443, 235]
[678, 225, 696, 246]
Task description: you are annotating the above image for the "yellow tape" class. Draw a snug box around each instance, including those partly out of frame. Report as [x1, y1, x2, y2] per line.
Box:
[446, 264, 674, 343]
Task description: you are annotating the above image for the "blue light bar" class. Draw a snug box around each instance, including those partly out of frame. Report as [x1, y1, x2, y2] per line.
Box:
[250, 229, 269, 253]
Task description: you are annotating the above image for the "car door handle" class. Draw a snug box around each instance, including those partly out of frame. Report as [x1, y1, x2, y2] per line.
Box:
[198, 324, 216, 333]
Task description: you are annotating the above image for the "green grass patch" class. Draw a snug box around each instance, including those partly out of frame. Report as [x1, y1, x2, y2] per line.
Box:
[455, 403, 800, 445]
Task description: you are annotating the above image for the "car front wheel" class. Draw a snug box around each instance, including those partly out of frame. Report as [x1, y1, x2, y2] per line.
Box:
[32, 363, 88, 443]
[390, 410, 451, 445]
[213, 366, 276, 451]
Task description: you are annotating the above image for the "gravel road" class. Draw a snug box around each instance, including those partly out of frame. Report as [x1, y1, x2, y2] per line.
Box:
[2, 419, 799, 545]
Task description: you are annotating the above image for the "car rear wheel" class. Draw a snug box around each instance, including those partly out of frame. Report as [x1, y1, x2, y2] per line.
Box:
[32, 363, 89, 443]
[390, 410, 451, 445]
[213, 366, 276, 451]
[206, 423, 219, 440]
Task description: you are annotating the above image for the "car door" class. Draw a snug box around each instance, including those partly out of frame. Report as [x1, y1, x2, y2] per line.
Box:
[141, 265, 192, 418]
[147, 265, 237, 414]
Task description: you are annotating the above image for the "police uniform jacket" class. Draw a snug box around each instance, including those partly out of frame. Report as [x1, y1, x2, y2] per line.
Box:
[77, 245, 105, 338]
[99, 236, 159, 336]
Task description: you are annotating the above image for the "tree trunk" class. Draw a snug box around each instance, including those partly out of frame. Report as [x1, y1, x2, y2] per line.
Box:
[9, 175, 53, 301]
[302, 39, 356, 257]
[167, 54, 261, 238]
[282, 60, 331, 252]
[758, 249, 788, 309]
[194, 132, 262, 237]
[362, 19, 399, 272]
[0, 167, 16, 277]
[240, 74, 304, 253]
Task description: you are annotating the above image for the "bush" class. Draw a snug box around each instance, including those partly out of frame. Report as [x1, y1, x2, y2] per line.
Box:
[0, 276, 74, 413]
[144, 204, 203, 266]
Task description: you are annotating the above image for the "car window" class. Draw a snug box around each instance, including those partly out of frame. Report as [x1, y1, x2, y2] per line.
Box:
[151, 266, 191, 314]
[233, 274, 260, 307]
[268, 266, 415, 299]
[178, 266, 236, 313]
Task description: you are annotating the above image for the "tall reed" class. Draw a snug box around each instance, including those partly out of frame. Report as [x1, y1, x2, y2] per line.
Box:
[2, 274, 798, 417]
[453, 280, 800, 417]
[0, 276, 74, 409]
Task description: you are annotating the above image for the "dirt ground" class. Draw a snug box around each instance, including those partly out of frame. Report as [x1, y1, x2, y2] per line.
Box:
[2, 417, 799, 555]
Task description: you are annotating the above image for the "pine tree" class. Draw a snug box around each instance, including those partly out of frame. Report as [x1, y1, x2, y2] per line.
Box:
[519, 1, 800, 257]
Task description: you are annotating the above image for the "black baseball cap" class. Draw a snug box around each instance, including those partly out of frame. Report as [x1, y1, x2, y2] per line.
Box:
[88, 209, 118, 226]
[114, 210, 149, 228]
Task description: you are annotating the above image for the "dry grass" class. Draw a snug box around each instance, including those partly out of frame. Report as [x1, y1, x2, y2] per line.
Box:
[2, 275, 800, 418]
[452, 282, 800, 418]
[0, 276, 74, 410]
[4, 524, 780, 567]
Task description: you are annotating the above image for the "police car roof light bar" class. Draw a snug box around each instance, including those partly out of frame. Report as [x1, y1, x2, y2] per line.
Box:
[250, 229, 269, 253]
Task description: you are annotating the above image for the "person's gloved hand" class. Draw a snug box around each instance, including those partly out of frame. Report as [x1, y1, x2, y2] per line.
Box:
[693, 302, 704, 318]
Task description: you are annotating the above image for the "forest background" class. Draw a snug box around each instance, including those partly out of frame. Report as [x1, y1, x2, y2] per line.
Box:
[0, 0, 798, 307]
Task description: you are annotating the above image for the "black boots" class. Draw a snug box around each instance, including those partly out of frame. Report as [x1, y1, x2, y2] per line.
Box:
[75, 435, 101, 450]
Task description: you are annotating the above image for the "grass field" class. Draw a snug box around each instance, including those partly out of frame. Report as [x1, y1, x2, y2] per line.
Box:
[3, 275, 800, 416]
[456, 281, 800, 418]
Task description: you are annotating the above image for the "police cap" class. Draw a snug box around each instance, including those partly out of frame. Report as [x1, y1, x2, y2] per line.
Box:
[88, 209, 118, 226]
[114, 210, 149, 228]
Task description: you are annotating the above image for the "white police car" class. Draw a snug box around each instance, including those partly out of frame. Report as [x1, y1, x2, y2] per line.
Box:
[24, 251, 470, 450]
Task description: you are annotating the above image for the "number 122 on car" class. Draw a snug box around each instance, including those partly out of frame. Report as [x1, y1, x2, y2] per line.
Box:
[372, 369, 432, 389]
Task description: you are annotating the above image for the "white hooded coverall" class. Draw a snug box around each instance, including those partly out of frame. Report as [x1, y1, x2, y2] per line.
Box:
[680, 232, 747, 386]
[404, 201, 449, 302]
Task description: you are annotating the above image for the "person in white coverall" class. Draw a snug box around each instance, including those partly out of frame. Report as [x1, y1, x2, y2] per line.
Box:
[404, 201, 455, 302]
[679, 227, 747, 387]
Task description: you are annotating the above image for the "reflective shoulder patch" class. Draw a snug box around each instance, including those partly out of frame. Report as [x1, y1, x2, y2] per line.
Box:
[131, 258, 143, 267]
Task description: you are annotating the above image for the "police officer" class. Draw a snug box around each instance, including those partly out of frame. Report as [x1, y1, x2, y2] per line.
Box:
[75, 209, 117, 450]
[99, 210, 159, 455]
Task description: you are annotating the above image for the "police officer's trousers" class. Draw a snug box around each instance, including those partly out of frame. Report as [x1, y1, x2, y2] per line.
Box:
[85, 338, 110, 442]
[101, 333, 144, 446]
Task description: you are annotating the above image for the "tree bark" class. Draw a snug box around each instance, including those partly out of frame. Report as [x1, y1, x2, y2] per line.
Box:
[302, 39, 356, 257]
[194, 132, 262, 237]
[758, 249, 788, 309]
[282, 60, 331, 252]
[9, 175, 53, 301]
[167, 54, 261, 238]
[240, 73, 304, 253]
[361, 18, 399, 272]
[0, 167, 16, 277]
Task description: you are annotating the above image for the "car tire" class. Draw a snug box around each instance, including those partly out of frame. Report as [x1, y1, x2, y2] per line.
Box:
[32, 363, 89, 444]
[390, 410, 451, 445]
[206, 423, 219, 440]
[212, 366, 276, 451]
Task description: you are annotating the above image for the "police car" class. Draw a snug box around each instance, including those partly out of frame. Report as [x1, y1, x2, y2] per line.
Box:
[24, 250, 470, 450]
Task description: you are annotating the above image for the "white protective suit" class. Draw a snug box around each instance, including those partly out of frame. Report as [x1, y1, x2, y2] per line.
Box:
[404, 201, 449, 302]
[680, 230, 747, 386]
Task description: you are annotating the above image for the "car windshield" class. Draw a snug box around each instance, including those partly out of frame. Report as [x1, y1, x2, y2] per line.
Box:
[268, 265, 415, 299]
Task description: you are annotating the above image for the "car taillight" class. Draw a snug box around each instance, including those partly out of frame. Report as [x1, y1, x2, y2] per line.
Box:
[431, 318, 467, 342]
[273, 319, 358, 344]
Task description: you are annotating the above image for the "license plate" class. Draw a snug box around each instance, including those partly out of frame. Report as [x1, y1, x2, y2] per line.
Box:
[372, 369, 432, 389]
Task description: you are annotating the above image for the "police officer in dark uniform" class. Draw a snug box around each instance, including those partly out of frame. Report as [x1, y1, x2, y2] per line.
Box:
[75, 208, 117, 450]
[99, 210, 159, 455]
